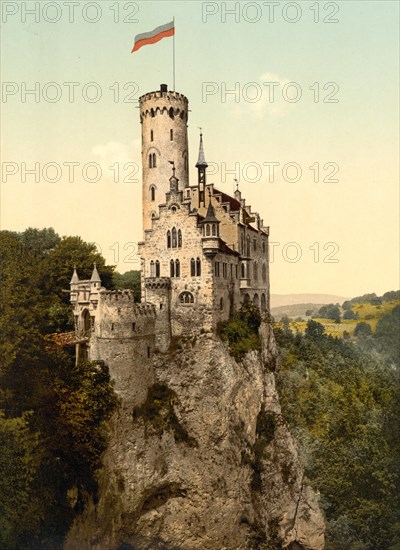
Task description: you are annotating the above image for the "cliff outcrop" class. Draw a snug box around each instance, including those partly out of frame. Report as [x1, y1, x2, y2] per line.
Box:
[64, 322, 324, 549]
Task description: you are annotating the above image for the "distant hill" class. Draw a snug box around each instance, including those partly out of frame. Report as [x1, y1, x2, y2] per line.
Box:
[270, 294, 349, 309]
[271, 303, 325, 321]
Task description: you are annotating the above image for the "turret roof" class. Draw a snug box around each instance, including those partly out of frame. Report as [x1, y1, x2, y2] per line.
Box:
[90, 263, 101, 283]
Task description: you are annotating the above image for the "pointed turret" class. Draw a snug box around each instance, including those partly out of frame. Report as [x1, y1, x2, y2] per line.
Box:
[90, 262, 101, 284]
[196, 129, 207, 206]
[70, 265, 79, 284]
[196, 130, 208, 169]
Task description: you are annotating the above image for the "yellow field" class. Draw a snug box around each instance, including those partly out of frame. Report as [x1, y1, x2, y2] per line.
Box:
[274, 300, 400, 337]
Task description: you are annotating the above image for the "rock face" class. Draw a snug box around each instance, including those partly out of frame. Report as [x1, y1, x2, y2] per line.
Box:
[64, 323, 325, 550]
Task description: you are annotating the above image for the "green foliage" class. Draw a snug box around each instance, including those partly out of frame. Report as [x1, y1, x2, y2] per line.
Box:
[318, 303, 341, 322]
[305, 319, 325, 338]
[218, 302, 261, 361]
[132, 383, 197, 447]
[354, 321, 372, 337]
[0, 229, 117, 549]
[113, 270, 141, 301]
[274, 325, 400, 550]
[343, 309, 359, 320]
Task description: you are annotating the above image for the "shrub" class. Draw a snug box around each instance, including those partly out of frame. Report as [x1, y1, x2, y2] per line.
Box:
[218, 303, 261, 361]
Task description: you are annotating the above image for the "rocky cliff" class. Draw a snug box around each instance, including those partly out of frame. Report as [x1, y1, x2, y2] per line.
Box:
[64, 322, 324, 549]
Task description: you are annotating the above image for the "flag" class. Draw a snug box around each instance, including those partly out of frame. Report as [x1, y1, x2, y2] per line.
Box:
[131, 20, 174, 53]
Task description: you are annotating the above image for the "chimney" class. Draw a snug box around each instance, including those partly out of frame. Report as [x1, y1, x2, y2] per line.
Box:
[160, 84, 168, 94]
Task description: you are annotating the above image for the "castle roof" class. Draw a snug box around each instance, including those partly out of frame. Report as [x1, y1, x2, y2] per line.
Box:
[195, 132, 208, 168]
[213, 188, 241, 211]
[70, 266, 79, 284]
[91, 263, 101, 283]
[201, 202, 220, 224]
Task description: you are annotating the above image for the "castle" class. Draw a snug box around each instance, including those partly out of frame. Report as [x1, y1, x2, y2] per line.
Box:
[70, 84, 270, 369]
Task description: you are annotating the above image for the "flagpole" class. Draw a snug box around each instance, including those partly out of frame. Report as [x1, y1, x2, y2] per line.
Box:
[173, 16, 176, 90]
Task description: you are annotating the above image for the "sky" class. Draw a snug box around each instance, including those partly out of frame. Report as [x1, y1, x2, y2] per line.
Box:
[1, 0, 399, 297]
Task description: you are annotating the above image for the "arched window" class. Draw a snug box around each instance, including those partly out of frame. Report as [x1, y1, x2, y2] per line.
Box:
[254, 263, 258, 281]
[262, 263, 267, 282]
[191, 258, 196, 277]
[150, 186, 156, 201]
[170, 259, 175, 277]
[178, 229, 182, 248]
[167, 230, 171, 248]
[152, 153, 156, 168]
[150, 260, 155, 277]
[149, 154, 152, 168]
[212, 224, 217, 236]
[175, 259, 180, 277]
[169, 107, 174, 119]
[155, 260, 160, 277]
[220, 297, 224, 310]
[246, 236, 251, 257]
[179, 291, 194, 304]
[172, 227, 177, 248]
[253, 294, 260, 308]
[206, 224, 210, 236]
[150, 130, 154, 141]
[261, 293, 266, 312]
[241, 263, 245, 278]
[196, 257, 201, 276]
[170, 129, 173, 141]
[151, 108, 155, 117]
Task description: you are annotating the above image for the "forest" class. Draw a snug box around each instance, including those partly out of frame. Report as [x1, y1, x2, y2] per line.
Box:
[0, 228, 399, 549]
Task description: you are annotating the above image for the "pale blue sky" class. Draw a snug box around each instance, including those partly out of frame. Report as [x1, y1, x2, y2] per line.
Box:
[1, 1, 399, 295]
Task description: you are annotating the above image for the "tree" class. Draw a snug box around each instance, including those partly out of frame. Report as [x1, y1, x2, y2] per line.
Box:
[318, 304, 341, 322]
[354, 322, 372, 337]
[113, 270, 141, 301]
[343, 309, 359, 320]
[305, 319, 325, 338]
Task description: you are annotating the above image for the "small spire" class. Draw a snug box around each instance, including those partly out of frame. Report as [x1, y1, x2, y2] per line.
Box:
[90, 262, 101, 283]
[196, 128, 208, 168]
[70, 265, 79, 284]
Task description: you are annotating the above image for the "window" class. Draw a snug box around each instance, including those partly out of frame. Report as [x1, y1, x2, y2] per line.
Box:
[261, 294, 266, 312]
[230, 264, 233, 279]
[196, 257, 201, 276]
[178, 229, 182, 248]
[175, 259, 180, 277]
[220, 297, 224, 310]
[246, 236, 251, 257]
[212, 224, 217, 236]
[167, 230, 171, 248]
[253, 238, 257, 252]
[172, 227, 177, 248]
[150, 260, 155, 277]
[111, 323, 114, 331]
[206, 224, 210, 236]
[152, 153, 156, 168]
[149, 154, 152, 168]
[223, 263, 227, 278]
[262, 241, 266, 254]
[147, 346, 151, 358]
[241, 263, 245, 278]
[179, 291, 194, 304]
[132, 322, 136, 331]
[262, 263, 267, 282]
[170, 129, 173, 141]
[150, 186, 156, 201]
[191, 258, 196, 277]
[150, 130, 154, 141]
[155, 260, 160, 277]
[214, 261, 220, 277]
[170, 259, 174, 277]
[254, 263, 258, 281]
[169, 107, 174, 119]
[235, 265, 238, 279]
[151, 108, 155, 117]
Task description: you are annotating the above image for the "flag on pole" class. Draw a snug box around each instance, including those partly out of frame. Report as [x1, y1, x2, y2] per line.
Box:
[131, 20, 175, 53]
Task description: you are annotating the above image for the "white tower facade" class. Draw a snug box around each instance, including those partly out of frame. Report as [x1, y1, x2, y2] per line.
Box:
[139, 84, 189, 232]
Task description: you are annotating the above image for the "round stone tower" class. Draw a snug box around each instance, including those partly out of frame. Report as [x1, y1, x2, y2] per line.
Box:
[139, 84, 189, 232]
